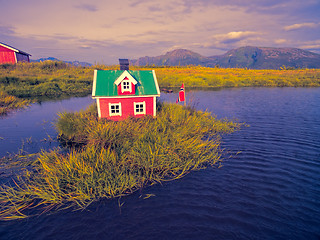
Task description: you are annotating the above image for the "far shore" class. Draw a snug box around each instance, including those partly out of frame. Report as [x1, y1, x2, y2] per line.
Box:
[1, 62, 320, 114]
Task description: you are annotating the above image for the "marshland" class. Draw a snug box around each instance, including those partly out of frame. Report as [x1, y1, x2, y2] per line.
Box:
[0, 62, 319, 239]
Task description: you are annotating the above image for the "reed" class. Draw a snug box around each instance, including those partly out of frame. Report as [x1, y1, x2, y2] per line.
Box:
[0, 102, 241, 220]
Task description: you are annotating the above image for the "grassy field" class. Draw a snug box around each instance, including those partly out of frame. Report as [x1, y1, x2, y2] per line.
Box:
[1, 62, 319, 97]
[0, 61, 97, 113]
[0, 61, 95, 99]
[154, 66, 320, 88]
[0, 102, 241, 220]
[0, 61, 319, 112]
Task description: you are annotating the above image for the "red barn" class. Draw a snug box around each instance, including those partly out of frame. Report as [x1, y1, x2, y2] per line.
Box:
[0, 42, 31, 64]
[92, 59, 160, 120]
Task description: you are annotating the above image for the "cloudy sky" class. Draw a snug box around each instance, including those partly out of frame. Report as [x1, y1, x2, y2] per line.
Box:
[1, 0, 320, 64]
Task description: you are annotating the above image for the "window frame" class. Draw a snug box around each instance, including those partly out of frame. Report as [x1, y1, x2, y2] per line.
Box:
[134, 101, 146, 115]
[121, 80, 131, 93]
[109, 102, 122, 116]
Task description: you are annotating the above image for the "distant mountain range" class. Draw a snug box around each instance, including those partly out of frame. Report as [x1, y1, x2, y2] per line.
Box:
[30, 46, 320, 69]
[131, 46, 320, 69]
[31, 57, 92, 67]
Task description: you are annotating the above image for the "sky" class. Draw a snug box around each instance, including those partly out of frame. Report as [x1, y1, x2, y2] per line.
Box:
[1, 0, 320, 64]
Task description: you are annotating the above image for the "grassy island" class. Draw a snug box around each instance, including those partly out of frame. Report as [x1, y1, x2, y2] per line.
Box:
[0, 102, 241, 220]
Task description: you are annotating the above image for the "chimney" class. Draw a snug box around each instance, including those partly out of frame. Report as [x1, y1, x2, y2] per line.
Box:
[119, 59, 129, 70]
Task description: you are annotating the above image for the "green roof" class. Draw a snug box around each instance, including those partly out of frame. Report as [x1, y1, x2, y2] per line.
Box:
[92, 70, 160, 98]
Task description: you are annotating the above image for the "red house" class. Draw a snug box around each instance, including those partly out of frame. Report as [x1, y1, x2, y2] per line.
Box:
[92, 59, 160, 120]
[0, 42, 31, 64]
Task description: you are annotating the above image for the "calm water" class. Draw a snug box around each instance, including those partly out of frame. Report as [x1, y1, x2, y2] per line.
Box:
[0, 88, 319, 240]
[0, 96, 95, 157]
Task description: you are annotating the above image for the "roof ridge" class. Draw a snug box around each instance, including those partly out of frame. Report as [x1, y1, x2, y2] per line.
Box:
[0, 42, 31, 56]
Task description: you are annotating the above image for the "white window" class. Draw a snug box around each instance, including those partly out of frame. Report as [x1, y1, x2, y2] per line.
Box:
[123, 81, 130, 90]
[134, 102, 146, 115]
[121, 80, 131, 92]
[109, 103, 122, 116]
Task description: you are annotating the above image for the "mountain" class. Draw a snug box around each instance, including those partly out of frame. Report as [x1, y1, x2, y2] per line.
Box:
[210, 46, 320, 69]
[31, 57, 92, 67]
[131, 49, 214, 67]
[131, 47, 320, 69]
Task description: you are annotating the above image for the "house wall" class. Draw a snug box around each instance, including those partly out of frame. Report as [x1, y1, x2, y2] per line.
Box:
[0, 45, 16, 64]
[15, 52, 30, 62]
[98, 96, 155, 121]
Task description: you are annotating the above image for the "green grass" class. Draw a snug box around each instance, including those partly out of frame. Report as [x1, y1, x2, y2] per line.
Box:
[0, 102, 241, 220]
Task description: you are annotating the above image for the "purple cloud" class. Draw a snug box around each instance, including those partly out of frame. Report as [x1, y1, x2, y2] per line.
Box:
[75, 4, 98, 12]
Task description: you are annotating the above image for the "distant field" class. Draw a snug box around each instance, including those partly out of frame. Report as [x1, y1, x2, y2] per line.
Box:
[0, 61, 95, 99]
[1, 62, 319, 109]
[153, 66, 320, 88]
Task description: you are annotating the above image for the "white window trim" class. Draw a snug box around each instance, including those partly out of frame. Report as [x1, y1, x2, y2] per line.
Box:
[109, 103, 122, 116]
[114, 71, 138, 85]
[121, 80, 132, 93]
[134, 101, 146, 115]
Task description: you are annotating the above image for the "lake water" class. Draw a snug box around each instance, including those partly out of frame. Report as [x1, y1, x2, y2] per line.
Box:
[0, 88, 319, 239]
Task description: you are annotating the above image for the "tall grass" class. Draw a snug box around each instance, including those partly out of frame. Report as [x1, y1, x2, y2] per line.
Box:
[0, 102, 241, 220]
[0, 91, 31, 115]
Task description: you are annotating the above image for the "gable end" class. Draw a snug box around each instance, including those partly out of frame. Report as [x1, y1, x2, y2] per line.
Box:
[114, 70, 138, 86]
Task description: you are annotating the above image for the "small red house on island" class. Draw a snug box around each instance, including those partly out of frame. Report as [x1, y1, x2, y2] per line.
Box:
[92, 59, 160, 120]
[0, 42, 31, 64]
